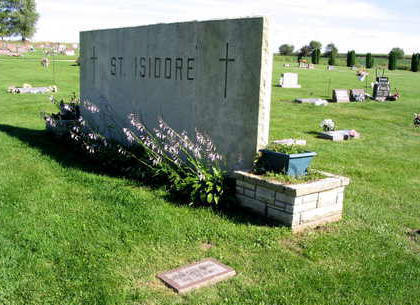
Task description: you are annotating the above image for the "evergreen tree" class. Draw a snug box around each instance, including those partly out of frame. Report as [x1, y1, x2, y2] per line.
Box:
[366, 53, 374, 69]
[0, 0, 39, 40]
[311, 48, 320, 64]
[347, 50, 356, 67]
[388, 51, 397, 70]
[328, 50, 336, 66]
[16, 0, 39, 41]
[411, 53, 419, 72]
[0, 0, 18, 38]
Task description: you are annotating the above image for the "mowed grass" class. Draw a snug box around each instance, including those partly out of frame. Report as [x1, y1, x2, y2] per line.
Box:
[0, 55, 420, 305]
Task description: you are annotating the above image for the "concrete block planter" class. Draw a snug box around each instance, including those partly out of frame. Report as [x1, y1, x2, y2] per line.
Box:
[234, 170, 350, 232]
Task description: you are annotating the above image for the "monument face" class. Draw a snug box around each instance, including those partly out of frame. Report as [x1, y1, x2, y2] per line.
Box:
[80, 17, 272, 170]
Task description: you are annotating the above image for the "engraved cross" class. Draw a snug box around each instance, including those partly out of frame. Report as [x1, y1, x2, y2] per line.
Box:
[219, 43, 235, 98]
[90, 46, 98, 82]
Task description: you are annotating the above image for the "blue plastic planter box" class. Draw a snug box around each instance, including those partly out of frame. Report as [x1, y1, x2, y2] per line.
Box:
[259, 150, 317, 176]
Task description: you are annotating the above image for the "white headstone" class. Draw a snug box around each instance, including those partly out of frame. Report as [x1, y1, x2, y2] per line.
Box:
[279, 72, 301, 88]
[333, 89, 350, 103]
[65, 49, 75, 56]
[80, 17, 272, 171]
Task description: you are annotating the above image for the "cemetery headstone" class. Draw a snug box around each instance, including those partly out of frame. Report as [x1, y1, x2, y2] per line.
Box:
[295, 98, 328, 106]
[279, 73, 301, 88]
[8, 85, 58, 94]
[157, 258, 236, 293]
[318, 129, 360, 141]
[332, 89, 350, 103]
[299, 62, 307, 69]
[80, 17, 272, 171]
[65, 49, 76, 56]
[298, 62, 313, 69]
[373, 77, 390, 100]
[350, 89, 365, 102]
[327, 65, 334, 70]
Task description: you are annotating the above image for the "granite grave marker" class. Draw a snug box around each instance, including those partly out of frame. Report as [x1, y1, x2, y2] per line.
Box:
[279, 72, 301, 88]
[332, 89, 350, 103]
[157, 258, 236, 293]
[373, 76, 390, 100]
[80, 17, 272, 171]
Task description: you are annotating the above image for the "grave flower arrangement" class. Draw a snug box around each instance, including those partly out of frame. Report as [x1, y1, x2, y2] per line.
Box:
[414, 113, 420, 127]
[320, 119, 335, 132]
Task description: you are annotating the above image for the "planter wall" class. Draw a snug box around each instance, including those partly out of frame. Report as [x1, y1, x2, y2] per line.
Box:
[234, 170, 350, 232]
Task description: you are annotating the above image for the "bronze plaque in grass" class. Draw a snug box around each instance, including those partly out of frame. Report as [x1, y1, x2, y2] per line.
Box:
[157, 258, 236, 293]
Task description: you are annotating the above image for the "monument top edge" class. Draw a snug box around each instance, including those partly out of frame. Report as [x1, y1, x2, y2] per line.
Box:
[80, 16, 269, 34]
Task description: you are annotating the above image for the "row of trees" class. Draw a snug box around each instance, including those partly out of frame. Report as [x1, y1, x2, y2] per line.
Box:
[389, 52, 420, 72]
[280, 41, 408, 60]
[279, 41, 338, 57]
[279, 41, 419, 72]
[0, 0, 39, 41]
[325, 50, 418, 71]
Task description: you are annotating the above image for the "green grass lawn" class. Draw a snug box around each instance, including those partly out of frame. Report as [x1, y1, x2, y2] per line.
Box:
[0, 55, 420, 305]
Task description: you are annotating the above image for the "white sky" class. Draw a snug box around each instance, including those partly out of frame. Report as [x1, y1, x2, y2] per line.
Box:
[33, 0, 420, 54]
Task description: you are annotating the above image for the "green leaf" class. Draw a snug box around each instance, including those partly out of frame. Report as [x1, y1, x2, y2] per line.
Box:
[207, 193, 213, 203]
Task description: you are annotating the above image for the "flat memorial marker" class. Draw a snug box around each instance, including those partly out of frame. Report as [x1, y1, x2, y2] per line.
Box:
[318, 130, 360, 141]
[157, 258, 236, 293]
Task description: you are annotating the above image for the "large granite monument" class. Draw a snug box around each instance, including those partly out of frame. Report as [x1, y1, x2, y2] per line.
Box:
[80, 17, 272, 170]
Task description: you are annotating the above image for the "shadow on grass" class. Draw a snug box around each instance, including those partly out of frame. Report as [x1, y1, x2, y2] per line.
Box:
[0, 124, 100, 173]
[306, 131, 322, 137]
[0, 124, 282, 228]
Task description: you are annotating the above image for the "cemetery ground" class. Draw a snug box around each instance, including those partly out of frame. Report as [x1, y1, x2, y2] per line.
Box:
[0, 55, 420, 305]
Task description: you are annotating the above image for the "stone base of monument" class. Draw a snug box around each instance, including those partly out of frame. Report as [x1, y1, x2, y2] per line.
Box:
[318, 130, 360, 141]
[234, 171, 350, 232]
